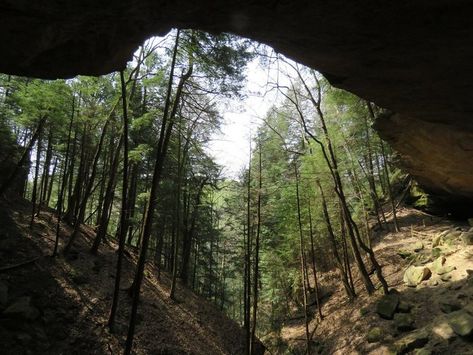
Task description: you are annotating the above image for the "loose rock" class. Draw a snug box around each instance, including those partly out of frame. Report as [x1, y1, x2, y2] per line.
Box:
[413, 241, 424, 252]
[403, 266, 431, 287]
[436, 265, 456, 275]
[439, 300, 461, 313]
[394, 313, 415, 331]
[431, 317, 456, 342]
[440, 274, 452, 282]
[447, 310, 473, 336]
[376, 293, 399, 319]
[430, 256, 446, 274]
[367, 327, 383, 343]
[432, 235, 441, 248]
[391, 328, 429, 354]
[397, 301, 412, 313]
[398, 249, 412, 259]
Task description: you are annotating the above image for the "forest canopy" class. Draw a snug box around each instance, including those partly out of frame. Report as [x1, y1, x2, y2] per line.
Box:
[0, 29, 405, 354]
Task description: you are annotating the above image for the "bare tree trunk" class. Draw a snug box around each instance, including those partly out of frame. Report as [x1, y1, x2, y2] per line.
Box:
[294, 162, 311, 355]
[381, 140, 400, 232]
[125, 31, 193, 354]
[0, 117, 45, 196]
[30, 124, 43, 227]
[244, 146, 252, 355]
[64, 123, 87, 225]
[53, 96, 75, 256]
[91, 134, 123, 253]
[64, 105, 115, 254]
[46, 156, 58, 208]
[291, 70, 376, 294]
[307, 201, 323, 319]
[40, 129, 53, 208]
[317, 180, 356, 300]
[170, 117, 183, 300]
[250, 140, 262, 354]
[108, 69, 131, 331]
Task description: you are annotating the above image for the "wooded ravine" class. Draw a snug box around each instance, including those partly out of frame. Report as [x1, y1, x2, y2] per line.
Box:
[0, 31, 472, 355]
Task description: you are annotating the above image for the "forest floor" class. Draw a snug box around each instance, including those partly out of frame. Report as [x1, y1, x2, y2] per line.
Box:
[0, 196, 251, 355]
[277, 205, 473, 354]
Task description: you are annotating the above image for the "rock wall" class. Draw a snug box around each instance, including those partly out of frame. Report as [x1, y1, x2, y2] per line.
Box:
[1, 0, 472, 202]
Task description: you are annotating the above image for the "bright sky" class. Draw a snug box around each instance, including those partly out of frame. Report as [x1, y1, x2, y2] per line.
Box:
[207, 58, 290, 178]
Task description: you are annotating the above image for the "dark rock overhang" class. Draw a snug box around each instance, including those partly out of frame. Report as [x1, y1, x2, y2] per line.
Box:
[1, 1, 473, 202]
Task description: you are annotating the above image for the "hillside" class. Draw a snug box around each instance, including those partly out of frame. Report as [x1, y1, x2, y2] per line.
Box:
[275, 206, 473, 354]
[0, 197, 256, 355]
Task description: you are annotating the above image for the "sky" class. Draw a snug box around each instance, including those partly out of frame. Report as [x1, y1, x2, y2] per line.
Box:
[206, 58, 290, 179]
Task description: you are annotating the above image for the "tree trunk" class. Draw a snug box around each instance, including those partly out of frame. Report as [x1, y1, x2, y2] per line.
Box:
[64, 107, 114, 254]
[125, 31, 193, 354]
[46, 157, 58, 208]
[244, 147, 252, 355]
[179, 178, 206, 283]
[250, 140, 262, 354]
[108, 69, 131, 331]
[317, 180, 356, 300]
[170, 118, 183, 300]
[0, 117, 46, 196]
[30, 123, 43, 227]
[40, 129, 53, 208]
[307, 201, 323, 319]
[294, 68, 378, 295]
[294, 162, 311, 355]
[53, 96, 75, 256]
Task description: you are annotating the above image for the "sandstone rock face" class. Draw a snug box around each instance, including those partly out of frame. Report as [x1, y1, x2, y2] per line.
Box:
[1, 1, 473, 203]
[374, 114, 473, 204]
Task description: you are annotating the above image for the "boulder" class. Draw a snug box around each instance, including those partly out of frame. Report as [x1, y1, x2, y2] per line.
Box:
[430, 256, 446, 274]
[447, 310, 473, 336]
[3, 296, 40, 320]
[393, 313, 415, 332]
[398, 250, 412, 259]
[439, 300, 462, 314]
[431, 248, 442, 258]
[391, 328, 429, 354]
[431, 235, 442, 248]
[440, 274, 452, 282]
[403, 266, 431, 287]
[431, 317, 456, 342]
[397, 301, 412, 313]
[436, 265, 456, 275]
[463, 303, 473, 316]
[413, 241, 424, 252]
[445, 230, 462, 240]
[376, 293, 399, 319]
[367, 327, 383, 343]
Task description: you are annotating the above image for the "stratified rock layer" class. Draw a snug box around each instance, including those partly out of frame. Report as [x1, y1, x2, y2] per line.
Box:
[1, 1, 473, 202]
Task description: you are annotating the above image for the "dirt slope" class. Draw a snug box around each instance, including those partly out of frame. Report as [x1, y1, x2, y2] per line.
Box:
[0, 197, 250, 354]
[278, 206, 473, 354]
